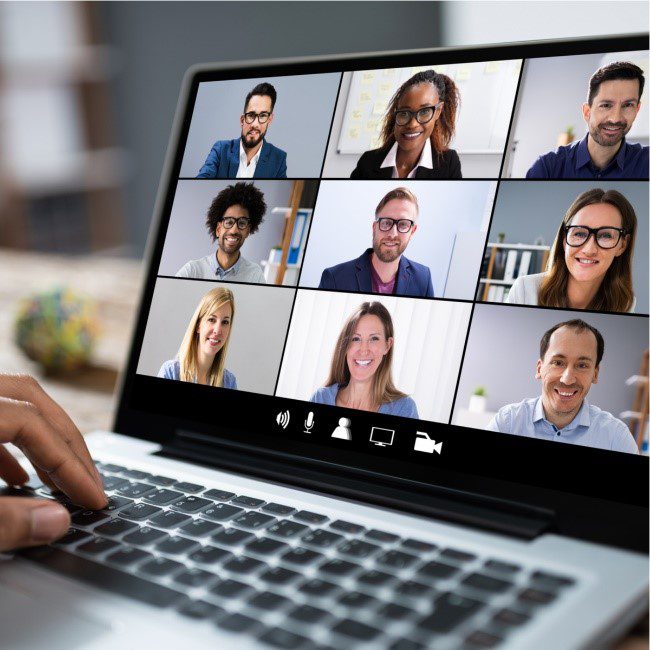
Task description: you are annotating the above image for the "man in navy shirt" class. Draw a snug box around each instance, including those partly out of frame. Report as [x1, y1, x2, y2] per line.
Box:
[527, 61, 648, 179]
[197, 82, 287, 179]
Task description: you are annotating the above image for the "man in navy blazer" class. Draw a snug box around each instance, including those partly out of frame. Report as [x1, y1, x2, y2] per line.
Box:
[319, 187, 434, 298]
[197, 82, 287, 179]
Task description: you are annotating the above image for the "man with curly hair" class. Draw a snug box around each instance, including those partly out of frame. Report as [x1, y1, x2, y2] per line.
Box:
[176, 182, 267, 283]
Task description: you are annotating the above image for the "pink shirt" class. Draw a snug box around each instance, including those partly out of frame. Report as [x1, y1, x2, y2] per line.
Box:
[370, 261, 396, 294]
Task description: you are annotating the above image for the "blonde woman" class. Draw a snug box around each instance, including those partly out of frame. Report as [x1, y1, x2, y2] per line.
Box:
[507, 189, 637, 313]
[158, 287, 237, 388]
[310, 301, 418, 417]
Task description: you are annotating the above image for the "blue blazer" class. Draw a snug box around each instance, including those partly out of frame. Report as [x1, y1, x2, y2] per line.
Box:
[318, 249, 434, 298]
[196, 138, 287, 178]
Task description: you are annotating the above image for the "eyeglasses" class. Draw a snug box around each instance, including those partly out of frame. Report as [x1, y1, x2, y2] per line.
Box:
[564, 225, 627, 249]
[243, 111, 271, 124]
[375, 217, 415, 233]
[394, 103, 442, 126]
[220, 217, 251, 230]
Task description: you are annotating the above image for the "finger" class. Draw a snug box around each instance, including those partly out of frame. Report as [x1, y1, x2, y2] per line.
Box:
[0, 497, 70, 552]
[0, 445, 30, 486]
[0, 398, 107, 509]
[0, 375, 102, 489]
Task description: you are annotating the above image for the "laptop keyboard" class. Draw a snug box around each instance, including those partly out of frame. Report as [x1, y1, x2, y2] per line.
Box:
[16, 460, 577, 649]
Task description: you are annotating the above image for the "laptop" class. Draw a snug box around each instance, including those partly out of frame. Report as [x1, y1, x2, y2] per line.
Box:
[1, 33, 648, 650]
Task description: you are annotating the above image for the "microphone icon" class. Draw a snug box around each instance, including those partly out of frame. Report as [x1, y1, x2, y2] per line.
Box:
[304, 411, 315, 434]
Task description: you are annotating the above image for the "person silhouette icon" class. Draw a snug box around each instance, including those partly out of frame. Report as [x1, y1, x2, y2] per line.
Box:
[331, 417, 352, 440]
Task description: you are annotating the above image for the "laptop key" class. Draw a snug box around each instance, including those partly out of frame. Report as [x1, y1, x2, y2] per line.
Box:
[329, 520, 365, 535]
[142, 489, 184, 506]
[119, 502, 162, 521]
[331, 619, 381, 641]
[52, 528, 92, 547]
[417, 592, 484, 633]
[493, 608, 531, 627]
[418, 561, 458, 580]
[293, 510, 328, 525]
[377, 602, 415, 621]
[77, 538, 120, 556]
[462, 573, 512, 593]
[148, 510, 190, 529]
[288, 604, 330, 624]
[248, 591, 291, 612]
[71, 510, 110, 527]
[401, 539, 437, 553]
[338, 539, 381, 559]
[518, 587, 556, 605]
[19, 546, 183, 607]
[300, 529, 343, 548]
[100, 463, 127, 473]
[484, 559, 521, 574]
[140, 557, 184, 577]
[174, 568, 218, 588]
[223, 555, 266, 575]
[530, 571, 575, 588]
[123, 527, 169, 546]
[260, 567, 301, 586]
[231, 495, 265, 508]
[281, 547, 323, 566]
[180, 519, 222, 538]
[106, 547, 153, 567]
[148, 475, 176, 487]
[231, 511, 275, 531]
[298, 578, 340, 598]
[440, 548, 476, 563]
[156, 536, 200, 555]
[102, 476, 130, 491]
[365, 529, 400, 544]
[172, 481, 204, 494]
[94, 518, 139, 538]
[257, 627, 309, 649]
[338, 591, 378, 609]
[178, 600, 223, 620]
[203, 489, 236, 501]
[389, 640, 426, 650]
[319, 559, 360, 578]
[212, 527, 254, 546]
[117, 482, 156, 499]
[376, 550, 418, 570]
[209, 578, 254, 598]
[245, 537, 288, 556]
[121, 469, 152, 481]
[267, 520, 309, 539]
[101, 496, 133, 513]
[218, 612, 260, 633]
[200, 503, 244, 522]
[395, 580, 434, 599]
[261, 503, 295, 516]
[356, 569, 395, 587]
[171, 496, 212, 513]
[189, 545, 232, 566]
[464, 630, 503, 648]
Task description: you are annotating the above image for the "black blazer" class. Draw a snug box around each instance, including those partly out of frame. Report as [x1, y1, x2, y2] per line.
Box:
[350, 144, 462, 179]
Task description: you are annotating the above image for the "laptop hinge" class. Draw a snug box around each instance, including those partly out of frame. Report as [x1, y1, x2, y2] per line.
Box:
[156, 431, 555, 540]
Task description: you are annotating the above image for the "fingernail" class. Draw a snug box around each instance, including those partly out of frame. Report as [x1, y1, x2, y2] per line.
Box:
[30, 504, 70, 542]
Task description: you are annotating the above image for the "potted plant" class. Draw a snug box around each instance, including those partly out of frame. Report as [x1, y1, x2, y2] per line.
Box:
[469, 386, 487, 413]
[557, 125, 575, 147]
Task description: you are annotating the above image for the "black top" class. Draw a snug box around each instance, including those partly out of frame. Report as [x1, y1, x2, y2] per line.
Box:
[350, 144, 462, 179]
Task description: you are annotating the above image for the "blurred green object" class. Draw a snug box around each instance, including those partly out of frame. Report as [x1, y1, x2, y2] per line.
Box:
[14, 288, 99, 373]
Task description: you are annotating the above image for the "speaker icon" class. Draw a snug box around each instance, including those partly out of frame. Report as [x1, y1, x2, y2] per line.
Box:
[276, 410, 291, 429]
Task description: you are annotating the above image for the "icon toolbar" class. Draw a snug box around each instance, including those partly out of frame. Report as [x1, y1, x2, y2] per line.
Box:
[414, 432, 442, 454]
[276, 410, 291, 429]
[370, 426, 394, 447]
[304, 411, 315, 434]
[331, 417, 352, 440]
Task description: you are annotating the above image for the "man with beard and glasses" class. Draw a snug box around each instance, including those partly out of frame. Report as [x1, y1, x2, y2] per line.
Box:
[197, 82, 287, 179]
[176, 182, 266, 283]
[526, 61, 647, 179]
[487, 319, 638, 454]
[318, 187, 434, 297]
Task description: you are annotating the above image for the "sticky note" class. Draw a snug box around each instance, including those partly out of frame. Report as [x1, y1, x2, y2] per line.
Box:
[372, 101, 388, 116]
[382, 68, 396, 77]
[351, 109, 362, 120]
[361, 72, 375, 85]
[457, 65, 471, 81]
[359, 91, 371, 103]
[348, 127, 360, 140]
[485, 61, 500, 74]
[378, 83, 391, 96]
[365, 119, 379, 133]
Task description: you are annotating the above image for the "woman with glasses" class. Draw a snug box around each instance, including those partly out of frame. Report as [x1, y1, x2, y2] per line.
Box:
[506, 189, 637, 313]
[310, 302, 418, 418]
[176, 182, 267, 283]
[351, 69, 461, 179]
[158, 287, 237, 388]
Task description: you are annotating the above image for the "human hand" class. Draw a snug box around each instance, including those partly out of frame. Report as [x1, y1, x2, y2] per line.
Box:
[0, 374, 107, 551]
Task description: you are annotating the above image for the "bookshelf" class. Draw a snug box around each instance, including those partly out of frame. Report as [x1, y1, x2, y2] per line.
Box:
[479, 242, 550, 302]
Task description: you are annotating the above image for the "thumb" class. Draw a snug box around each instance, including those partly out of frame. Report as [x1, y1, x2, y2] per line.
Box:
[0, 498, 70, 552]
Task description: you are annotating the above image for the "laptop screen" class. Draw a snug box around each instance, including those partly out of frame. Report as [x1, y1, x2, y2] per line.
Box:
[118, 34, 649, 509]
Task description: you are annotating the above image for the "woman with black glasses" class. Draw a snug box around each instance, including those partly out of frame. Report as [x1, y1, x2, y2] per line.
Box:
[351, 69, 461, 179]
[506, 189, 637, 313]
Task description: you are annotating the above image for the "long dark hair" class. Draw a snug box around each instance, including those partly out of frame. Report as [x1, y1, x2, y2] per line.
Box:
[380, 69, 460, 157]
[538, 189, 636, 313]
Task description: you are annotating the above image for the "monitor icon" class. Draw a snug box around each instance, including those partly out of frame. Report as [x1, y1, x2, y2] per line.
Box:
[370, 427, 394, 447]
[414, 432, 442, 454]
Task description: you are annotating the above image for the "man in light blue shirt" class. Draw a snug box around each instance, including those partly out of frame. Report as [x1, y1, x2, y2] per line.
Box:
[488, 319, 638, 454]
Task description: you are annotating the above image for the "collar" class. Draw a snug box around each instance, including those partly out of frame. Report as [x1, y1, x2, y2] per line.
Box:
[208, 251, 242, 276]
[577, 134, 628, 171]
[239, 139, 262, 166]
[379, 140, 434, 173]
[533, 396, 590, 431]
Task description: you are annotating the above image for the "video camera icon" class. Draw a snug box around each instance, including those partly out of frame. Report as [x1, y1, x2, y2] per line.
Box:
[414, 432, 442, 454]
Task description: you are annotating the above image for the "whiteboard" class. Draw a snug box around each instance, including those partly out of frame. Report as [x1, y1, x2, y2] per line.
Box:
[337, 60, 522, 155]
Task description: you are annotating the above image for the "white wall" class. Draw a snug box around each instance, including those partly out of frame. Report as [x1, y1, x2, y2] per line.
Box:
[276, 290, 472, 423]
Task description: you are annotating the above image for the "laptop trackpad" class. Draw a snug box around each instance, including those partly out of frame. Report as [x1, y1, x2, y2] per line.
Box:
[0, 581, 111, 649]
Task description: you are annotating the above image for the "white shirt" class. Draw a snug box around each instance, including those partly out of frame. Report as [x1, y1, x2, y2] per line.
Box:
[380, 140, 434, 179]
[237, 140, 262, 178]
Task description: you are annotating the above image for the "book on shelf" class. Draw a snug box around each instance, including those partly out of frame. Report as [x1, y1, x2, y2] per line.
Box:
[503, 250, 518, 282]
